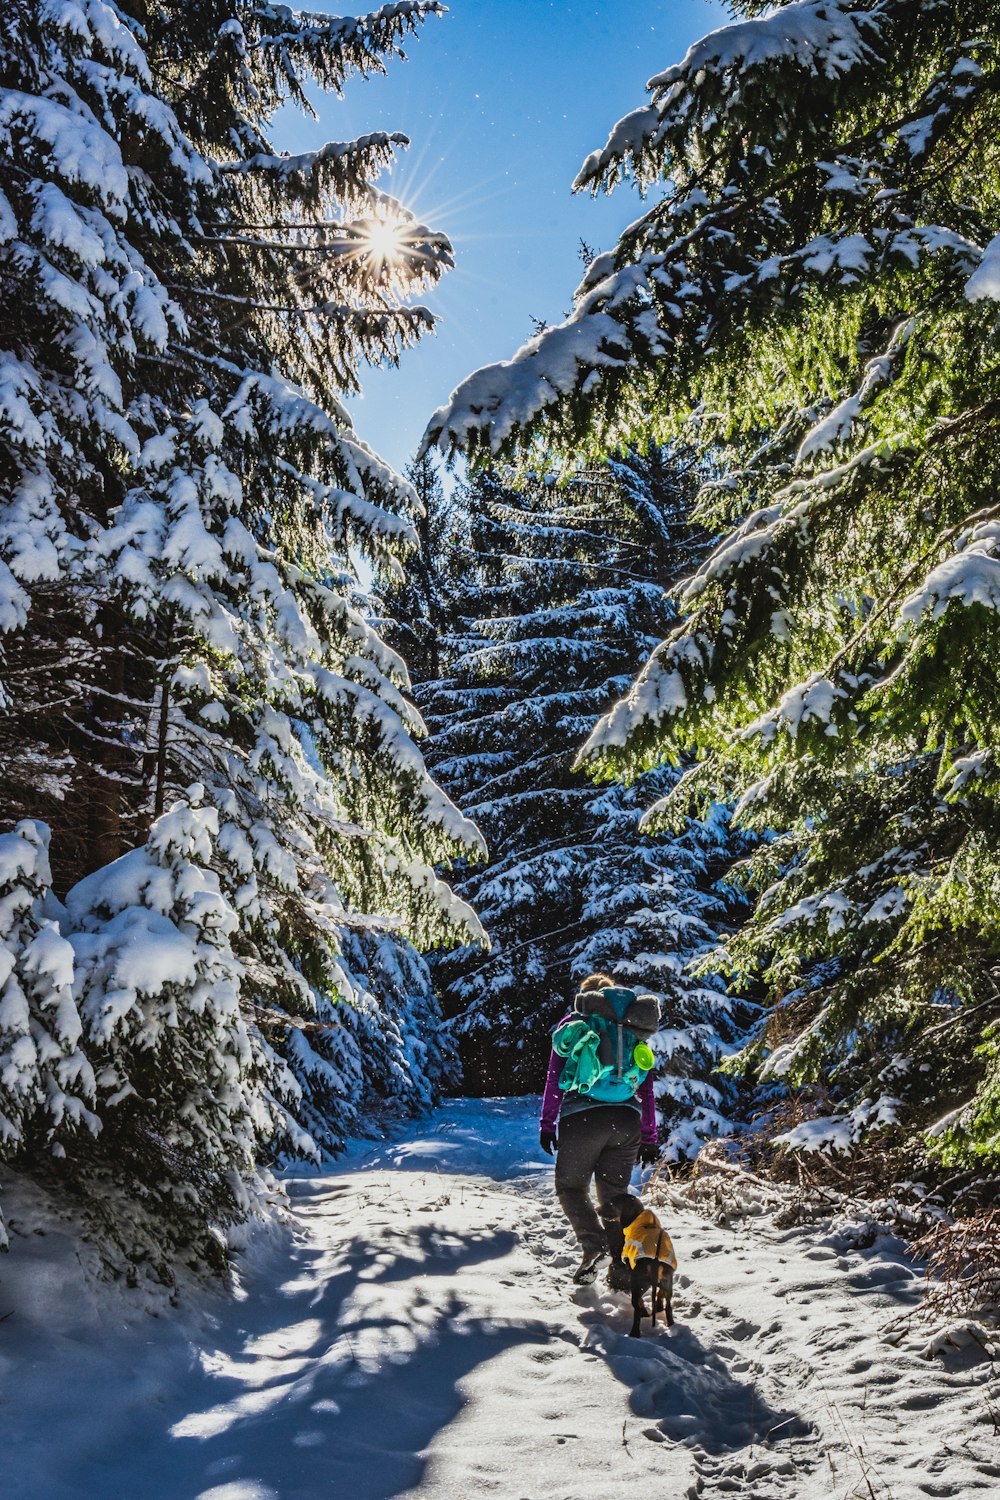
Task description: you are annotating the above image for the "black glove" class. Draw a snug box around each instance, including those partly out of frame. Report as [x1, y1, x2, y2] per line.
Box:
[637, 1141, 660, 1167]
[540, 1130, 557, 1156]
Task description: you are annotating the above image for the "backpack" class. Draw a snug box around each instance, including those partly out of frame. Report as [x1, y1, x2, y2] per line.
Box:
[552, 986, 660, 1104]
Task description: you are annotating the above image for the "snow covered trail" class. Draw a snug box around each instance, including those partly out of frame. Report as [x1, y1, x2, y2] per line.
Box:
[2, 1098, 998, 1500]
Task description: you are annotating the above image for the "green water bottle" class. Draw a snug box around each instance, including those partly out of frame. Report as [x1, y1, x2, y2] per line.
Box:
[633, 1041, 655, 1071]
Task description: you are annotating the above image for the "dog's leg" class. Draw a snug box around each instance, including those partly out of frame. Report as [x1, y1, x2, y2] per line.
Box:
[629, 1262, 654, 1337]
[662, 1264, 674, 1328]
[629, 1280, 644, 1338]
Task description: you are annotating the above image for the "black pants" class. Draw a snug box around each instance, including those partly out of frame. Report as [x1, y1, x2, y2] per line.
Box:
[554, 1106, 644, 1257]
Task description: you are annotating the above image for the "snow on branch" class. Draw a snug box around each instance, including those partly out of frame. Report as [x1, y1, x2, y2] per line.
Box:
[964, 229, 1000, 303]
[796, 322, 912, 463]
[898, 520, 1000, 626]
[579, 632, 703, 759]
[256, 1, 445, 69]
[742, 673, 847, 746]
[218, 131, 407, 209]
[576, 0, 886, 190]
[650, 0, 882, 88]
[423, 298, 646, 458]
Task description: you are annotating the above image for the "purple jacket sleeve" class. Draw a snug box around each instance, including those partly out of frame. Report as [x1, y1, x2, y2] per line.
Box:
[539, 1048, 563, 1135]
[639, 1073, 658, 1146]
[539, 1013, 572, 1134]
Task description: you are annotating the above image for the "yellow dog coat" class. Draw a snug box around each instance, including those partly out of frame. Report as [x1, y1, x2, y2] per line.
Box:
[621, 1209, 678, 1271]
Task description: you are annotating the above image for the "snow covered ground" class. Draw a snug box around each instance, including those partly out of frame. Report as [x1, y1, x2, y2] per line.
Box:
[2, 1098, 998, 1500]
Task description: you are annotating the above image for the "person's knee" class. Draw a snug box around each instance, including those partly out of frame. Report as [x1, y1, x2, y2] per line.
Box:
[555, 1164, 588, 1197]
[595, 1167, 632, 1203]
[556, 1149, 593, 1194]
[554, 1156, 576, 1186]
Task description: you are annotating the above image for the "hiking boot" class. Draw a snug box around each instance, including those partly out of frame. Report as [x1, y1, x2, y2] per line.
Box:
[605, 1260, 632, 1293]
[572, 1247, 608, 1285]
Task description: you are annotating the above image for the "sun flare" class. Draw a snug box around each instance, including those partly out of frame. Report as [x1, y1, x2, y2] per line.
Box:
[358, 215, 407, 266]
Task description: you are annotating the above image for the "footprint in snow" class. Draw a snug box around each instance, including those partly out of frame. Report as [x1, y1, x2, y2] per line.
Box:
[848, 1262, 917, 1288]
[898, 1390, 945, 1410]
[528, 1347, 563, 1364]
[723, 1318, 758, 1342]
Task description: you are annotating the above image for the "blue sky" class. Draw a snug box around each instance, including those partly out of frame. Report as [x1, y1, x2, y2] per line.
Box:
[280, 0, 722, 473]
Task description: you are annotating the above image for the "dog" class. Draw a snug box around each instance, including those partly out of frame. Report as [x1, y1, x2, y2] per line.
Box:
[620, 1207, 677, 1337]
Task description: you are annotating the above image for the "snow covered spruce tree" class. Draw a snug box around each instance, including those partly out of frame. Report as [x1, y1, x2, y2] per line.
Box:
[411, 453, 750, 1154]
[0, 822, 96, 1250]
[0, 0, 483, 1264]
[377, 451, 465, 681]
[426, 0, 1000, 1178]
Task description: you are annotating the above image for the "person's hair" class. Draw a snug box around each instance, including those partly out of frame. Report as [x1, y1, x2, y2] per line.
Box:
[580, 972, 615, 992]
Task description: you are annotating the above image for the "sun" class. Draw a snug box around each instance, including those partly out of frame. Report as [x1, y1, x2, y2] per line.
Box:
[358, 215, 407, 267]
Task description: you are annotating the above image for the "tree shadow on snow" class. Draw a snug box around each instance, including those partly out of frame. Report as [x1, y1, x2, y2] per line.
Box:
[58, 1208, 548, 1500]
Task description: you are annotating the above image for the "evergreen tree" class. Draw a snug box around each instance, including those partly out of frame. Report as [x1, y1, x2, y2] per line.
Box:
[62, 793, 264, 1273]
[380, 452, 464, 680]
[417, 453, 750, 1154]
[0, 821, 96, 1251]
[0, 0, 483, 1259]
[426, 0, 1000, 1174]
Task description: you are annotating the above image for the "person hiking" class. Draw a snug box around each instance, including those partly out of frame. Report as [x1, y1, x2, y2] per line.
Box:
[539, 972, 660, 1288]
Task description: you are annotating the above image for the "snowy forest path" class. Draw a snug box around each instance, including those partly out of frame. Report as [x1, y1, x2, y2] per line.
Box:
[4, 1098, 999, 1500]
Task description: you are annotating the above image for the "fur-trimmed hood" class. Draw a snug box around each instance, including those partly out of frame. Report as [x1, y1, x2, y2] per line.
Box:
[573, 985, 660, 1039]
